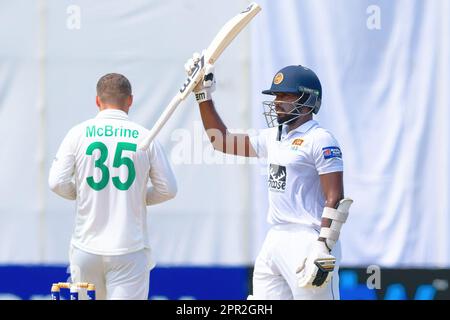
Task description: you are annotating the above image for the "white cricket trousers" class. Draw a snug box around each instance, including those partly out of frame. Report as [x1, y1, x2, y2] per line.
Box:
[251, 223, 341, 300]
[69, 246, 154, 300]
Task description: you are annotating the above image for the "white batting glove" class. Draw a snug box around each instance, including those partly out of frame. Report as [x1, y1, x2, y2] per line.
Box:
[296, 241, 336, 289]
[184, 51, 216, 103]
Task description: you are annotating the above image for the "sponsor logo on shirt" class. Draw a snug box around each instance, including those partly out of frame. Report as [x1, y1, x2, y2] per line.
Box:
[322, 146, 342, 159]
[268, 164, 286, 192]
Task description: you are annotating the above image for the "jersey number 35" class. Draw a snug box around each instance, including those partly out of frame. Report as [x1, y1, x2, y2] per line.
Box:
[85, 141, 137, 191]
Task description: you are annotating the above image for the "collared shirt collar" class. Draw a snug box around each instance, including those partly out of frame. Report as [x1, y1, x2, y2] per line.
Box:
[293, 119, 318, 133]
[281, 119, 318, 140]
[95, 109, 129, 120]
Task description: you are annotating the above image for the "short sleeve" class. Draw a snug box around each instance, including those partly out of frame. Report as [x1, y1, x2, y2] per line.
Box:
[312, 130, 344, 175]
[249, 129, 270, 158]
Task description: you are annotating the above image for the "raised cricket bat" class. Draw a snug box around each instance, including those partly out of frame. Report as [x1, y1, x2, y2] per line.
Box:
[138, 2, 261, 150]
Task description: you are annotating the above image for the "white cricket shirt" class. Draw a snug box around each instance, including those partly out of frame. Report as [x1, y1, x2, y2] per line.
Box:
[49, 109, 177, 255]
[250, 120, 343, 228]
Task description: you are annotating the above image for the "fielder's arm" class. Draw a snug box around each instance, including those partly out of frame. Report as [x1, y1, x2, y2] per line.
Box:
[198, 100, 257, 157]
[146, 140, 178, 205]
[48, 128, 77, 200]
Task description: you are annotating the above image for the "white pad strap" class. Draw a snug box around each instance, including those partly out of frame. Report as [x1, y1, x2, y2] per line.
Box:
[319, 228, 340, 241]
[320, 198, 353, 251]
[322, 207, 349, 223]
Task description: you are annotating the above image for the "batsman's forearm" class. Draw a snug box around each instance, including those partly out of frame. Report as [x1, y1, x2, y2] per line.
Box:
[198, 100, 228, 151]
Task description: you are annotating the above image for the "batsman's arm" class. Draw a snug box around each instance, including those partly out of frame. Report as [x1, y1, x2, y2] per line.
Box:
[318, 171, 354, 254]
[185, 56, 257, 158]
[296, 172, 348, 288]
[318, 172, 344, 244]
[198, 100, 257, 157]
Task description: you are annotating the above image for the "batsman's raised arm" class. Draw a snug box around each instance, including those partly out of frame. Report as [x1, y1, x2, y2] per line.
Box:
[198, 100, 257, 157]
[185, 55, 257, 157]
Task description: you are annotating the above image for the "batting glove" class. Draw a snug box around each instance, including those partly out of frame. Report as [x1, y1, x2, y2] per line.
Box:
[296, 241, 336, 289]
[184, 51, 216, 103]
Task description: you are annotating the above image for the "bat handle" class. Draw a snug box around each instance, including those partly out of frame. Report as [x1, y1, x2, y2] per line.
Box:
[138, 130, 158, 151]
[138, 95, 183, 150]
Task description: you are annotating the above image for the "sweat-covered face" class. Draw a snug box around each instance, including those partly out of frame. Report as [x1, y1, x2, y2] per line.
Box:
[262, 92, 314, 128]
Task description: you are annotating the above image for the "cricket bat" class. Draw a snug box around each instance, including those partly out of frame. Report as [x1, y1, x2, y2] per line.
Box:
[138, 2, 261, 150]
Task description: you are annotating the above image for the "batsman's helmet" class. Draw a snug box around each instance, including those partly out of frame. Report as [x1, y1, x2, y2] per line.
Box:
[262, 65, 322, 114]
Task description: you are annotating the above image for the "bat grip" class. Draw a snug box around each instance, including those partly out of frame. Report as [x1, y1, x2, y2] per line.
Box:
[138, 95, 182, 150]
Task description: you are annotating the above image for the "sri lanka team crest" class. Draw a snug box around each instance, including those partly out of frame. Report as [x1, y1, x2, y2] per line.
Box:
[291, 138, 304, 151]
[273, 72, 284, 84]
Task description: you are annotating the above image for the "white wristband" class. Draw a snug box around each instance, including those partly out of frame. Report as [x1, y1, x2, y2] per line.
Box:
[195, 89, 212, 103]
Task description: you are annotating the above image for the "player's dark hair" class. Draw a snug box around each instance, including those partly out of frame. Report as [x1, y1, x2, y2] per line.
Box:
[96, 73, 132, 106]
